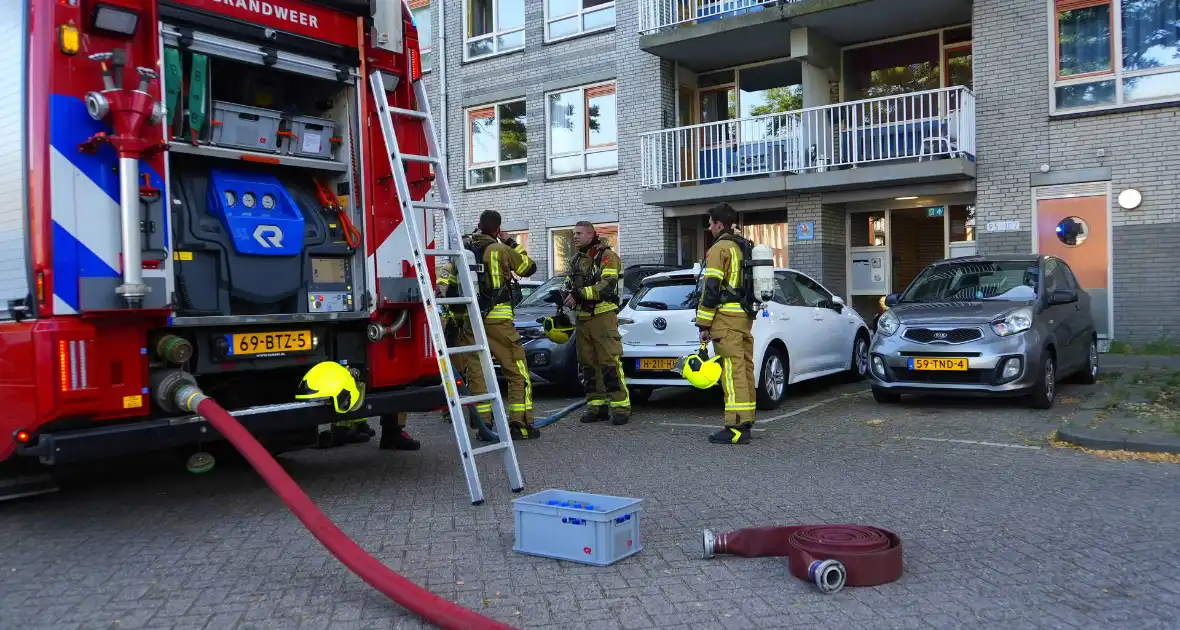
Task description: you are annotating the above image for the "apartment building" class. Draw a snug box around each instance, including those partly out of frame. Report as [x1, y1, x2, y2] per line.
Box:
[410, 0, 677, 282]
[635, 0, 1180, 345]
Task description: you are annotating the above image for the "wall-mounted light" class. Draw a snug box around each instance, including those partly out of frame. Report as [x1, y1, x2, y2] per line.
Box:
[895, 196, 918, 201]
[1117, 188, 1142, 210]
[91, 2, 140, 37]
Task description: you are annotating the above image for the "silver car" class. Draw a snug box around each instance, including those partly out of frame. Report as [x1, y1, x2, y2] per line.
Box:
[867, 254, 1099, 409]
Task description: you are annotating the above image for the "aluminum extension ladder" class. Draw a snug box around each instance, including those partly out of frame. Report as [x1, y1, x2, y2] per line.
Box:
[368, 71, 524, 506]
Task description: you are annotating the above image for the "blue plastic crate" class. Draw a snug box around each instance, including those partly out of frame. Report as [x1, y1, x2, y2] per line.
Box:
[512, 489, 644, 566]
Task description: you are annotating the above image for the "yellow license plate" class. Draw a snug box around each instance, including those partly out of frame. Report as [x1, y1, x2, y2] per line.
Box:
[638, 358, 676, 371]
[909, 357, 968, 371]
[228, 330, 313, 356]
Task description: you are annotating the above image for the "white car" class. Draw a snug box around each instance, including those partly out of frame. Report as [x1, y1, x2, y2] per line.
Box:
[618, 267, 872, 409]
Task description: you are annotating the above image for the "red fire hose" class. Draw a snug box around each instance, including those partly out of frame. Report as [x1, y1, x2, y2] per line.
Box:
[702, 525, 903, 593]
[181, 391, 513, 630]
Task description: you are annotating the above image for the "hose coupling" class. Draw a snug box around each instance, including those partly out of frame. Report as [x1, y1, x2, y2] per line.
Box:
[701, 528, 716, 560]
[808, 559, 847, 594]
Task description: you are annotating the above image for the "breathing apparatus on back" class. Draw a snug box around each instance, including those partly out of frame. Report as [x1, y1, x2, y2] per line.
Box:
[713, 230, 775, 316]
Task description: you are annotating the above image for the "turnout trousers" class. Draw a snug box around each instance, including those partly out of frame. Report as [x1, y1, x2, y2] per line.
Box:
[451, 317, 492, 420]
[484, 316, 535, 427]
[576, 310, 630, 416]
[711, 312, 756, 427]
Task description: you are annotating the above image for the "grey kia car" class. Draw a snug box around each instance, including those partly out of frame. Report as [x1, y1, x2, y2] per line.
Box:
[867, 254, 1099, 409]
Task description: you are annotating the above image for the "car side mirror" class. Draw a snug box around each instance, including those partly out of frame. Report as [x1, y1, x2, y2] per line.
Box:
[1049, 288, 1078, 305]
[884, 293, 900, 307]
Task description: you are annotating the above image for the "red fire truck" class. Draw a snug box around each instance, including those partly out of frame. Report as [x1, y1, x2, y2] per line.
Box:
[0, 0, 446, 482]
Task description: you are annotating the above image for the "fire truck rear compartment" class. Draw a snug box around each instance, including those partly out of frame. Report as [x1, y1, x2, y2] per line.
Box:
[166, 52, 362, 319]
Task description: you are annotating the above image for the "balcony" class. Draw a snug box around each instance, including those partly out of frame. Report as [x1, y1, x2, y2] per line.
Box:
[638, 0, 972, 72]
[639, 86, 976, 206]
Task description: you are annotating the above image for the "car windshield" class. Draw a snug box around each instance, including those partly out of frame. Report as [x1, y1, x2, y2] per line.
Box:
[517, 275, 567, 308]
[900, 261, 1039, 303]
[630, 278, 698, 311]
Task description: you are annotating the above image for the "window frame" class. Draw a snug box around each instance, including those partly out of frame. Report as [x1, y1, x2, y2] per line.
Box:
[543, 0, 617, 43]
[463, 0, 526, 62]
[1049, 0, 1180, 114]
[544, 80, 619, 179]
[547, 222, 620, 277]
[463, 98, 528, 190]
[411, 4, 434, 72]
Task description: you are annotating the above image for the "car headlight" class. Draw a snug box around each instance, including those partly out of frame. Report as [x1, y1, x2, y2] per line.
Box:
[991, 307, 1034, 337]
[877, 310, 900, 336]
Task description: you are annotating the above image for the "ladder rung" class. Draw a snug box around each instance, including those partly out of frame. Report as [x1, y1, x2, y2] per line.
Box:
[472, 442, 510, 456]
[387, 106, 428, 119]
[437, 297, 475, 306]
[459, 393, 498, 406]
[446, 344, 484, 356]
[413, 201, 451, 211]
[401, 154, 439, 164]
[426, 249, 463, 257]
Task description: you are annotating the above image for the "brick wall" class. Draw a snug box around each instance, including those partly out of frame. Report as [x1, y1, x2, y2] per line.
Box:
[974, 0, 1180, 343]
[417, 0, 675, 279]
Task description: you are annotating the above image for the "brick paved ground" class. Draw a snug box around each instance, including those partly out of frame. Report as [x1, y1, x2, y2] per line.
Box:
[2, 375, 1178, 630]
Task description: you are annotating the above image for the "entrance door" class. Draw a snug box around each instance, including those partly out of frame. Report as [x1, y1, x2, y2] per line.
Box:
[1035, 188, 1110, 338]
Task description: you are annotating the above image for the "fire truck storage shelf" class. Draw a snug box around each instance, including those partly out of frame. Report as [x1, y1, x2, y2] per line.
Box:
[167, 142, 349, 172]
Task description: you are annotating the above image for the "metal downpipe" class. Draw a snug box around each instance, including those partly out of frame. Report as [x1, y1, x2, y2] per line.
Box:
[116, 156, 148, 306]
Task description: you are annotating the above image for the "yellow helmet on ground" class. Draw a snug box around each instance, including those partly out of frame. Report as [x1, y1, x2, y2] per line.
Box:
[675, 345, 723, 389]
[541, 312, 575, 344]
[295, 361, 365, 414]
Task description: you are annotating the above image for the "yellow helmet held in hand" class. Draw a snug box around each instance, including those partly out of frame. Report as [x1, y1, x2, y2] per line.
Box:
[541, 312, 575, 344]
[295, 361, 365, 414]
[675, 344, 722, 389]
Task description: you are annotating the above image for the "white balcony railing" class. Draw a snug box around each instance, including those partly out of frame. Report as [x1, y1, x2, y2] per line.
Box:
[639, 0, 801, 35]
[640, 86, 976, 190]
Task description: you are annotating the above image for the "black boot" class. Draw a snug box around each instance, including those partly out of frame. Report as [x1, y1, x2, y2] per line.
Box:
[580, 405, 608, 423]
[510, 424, 541, 440]
[611, 409, 630, 425]
[379, 429, 421, 451]
[354, 421, 377, 438]
[708, 423, 752, 445]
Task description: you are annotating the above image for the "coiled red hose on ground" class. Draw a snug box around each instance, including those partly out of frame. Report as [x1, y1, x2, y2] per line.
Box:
[194, 398, 514, 630]
[703, 524, 903, 588]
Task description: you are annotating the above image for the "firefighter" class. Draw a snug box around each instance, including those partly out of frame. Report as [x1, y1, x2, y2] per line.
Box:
[696, 203, 757, 445]
[435, 235, 494, 440]
[469, 211, 541, 439]
[378, 413, 420, 451]
[562, 221, 630, 425]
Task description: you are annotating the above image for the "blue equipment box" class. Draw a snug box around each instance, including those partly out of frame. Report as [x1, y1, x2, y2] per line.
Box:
[207, 169, 305, 257]
[512, 489, 644, 566]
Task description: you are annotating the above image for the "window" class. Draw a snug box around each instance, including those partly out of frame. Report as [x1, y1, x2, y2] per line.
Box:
[1052, 0, 1180, 112]
[949, 205, 976, 242]
[630, 280, 697, 311]
[465, 99, 527, 188]
[773, 271, 805, 306]
[465, 0, 525, 61]
[506, 230, 530, 253]
[411, 4, 434, 72]
[546, 81, 618, 177]
[548, 223, 618, 276]
[545, 0, 615, 41]
[789, 273, 834, 307]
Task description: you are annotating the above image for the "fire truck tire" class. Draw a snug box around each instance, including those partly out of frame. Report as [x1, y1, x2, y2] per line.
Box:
[192, 396, 513, 630]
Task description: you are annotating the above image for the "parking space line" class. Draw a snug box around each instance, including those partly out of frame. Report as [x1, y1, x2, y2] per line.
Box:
[661, 422, 768, 432]
[756, 388, 871, 424]
[898, 437, 1042, 450]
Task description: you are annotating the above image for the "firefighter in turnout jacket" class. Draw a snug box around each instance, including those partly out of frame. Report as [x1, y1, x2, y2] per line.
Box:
[696, 203, 757, 444]
[563, 221, 630, 425]
[435, 235, 494, 439]
[470, 211, 541, 439]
